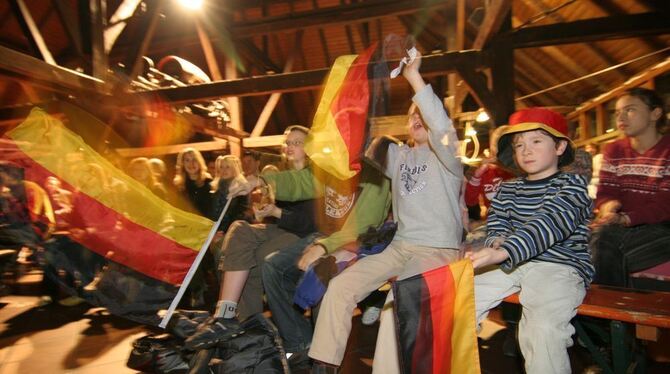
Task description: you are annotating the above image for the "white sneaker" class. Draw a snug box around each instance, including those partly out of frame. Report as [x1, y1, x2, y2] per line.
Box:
[361, 306, 381, 325]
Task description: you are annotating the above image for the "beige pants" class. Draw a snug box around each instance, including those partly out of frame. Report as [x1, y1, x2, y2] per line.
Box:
[474, 262, 586, 374]
[308, 240, 459, 372]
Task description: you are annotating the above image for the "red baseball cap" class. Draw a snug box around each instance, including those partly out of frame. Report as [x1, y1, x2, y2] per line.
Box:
[497, 107, 575, 170]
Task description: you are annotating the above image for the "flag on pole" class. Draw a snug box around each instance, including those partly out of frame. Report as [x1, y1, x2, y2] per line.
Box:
[393, 260, 481, 374]
[304, 43, 388, 180]
[2, 108, 214, 325]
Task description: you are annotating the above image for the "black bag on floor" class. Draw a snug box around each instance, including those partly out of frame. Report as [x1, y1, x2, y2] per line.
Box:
[127, 333, 191, 374]
[212, 313, 289, 374]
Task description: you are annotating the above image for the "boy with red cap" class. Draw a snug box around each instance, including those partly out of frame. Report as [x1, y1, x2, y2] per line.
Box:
[466, 108, 594, 374]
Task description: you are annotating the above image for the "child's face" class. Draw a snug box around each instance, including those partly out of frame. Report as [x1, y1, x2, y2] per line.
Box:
[512, 129, 566, 180]
[217, 161, 236, 180]
[183, 152, 200, 177]
[407, 109, 428, 146]
[615, 95, 661, 138]
[283, 130, 307, 164]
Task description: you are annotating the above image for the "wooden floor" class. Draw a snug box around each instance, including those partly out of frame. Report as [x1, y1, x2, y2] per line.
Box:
[1, 287, 669, 373]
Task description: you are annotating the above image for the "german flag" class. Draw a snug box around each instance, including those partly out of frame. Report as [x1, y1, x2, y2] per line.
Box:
[2, 108, 213, 324]
[393, 260, 481, 374]
[304, 43, 388, 180]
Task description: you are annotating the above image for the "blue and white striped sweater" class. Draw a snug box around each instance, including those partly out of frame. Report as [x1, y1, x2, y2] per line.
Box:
[485, 172, 595, 285]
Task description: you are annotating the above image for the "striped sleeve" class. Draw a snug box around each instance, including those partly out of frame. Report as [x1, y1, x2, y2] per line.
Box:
[484, 192, 511, 247]
[499, 177, 592, 269]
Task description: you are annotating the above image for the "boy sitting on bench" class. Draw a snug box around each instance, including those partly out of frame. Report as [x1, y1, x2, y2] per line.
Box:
[466, 108, 594, 374]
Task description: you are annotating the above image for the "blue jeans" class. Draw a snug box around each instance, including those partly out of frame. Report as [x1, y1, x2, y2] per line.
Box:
[262, 232, 320, 353]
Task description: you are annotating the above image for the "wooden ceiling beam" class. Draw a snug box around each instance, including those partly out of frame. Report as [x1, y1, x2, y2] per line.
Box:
[9, 0, 56, 65]
[231, 0, 449, 37]
[472, 0, 511, 49]
[53, 0, 84, 58]
[104, 0, 142, 53]
[522, 0, 629, 81]
[0, 45, 107, 95]
[121, 0, 163, 81]
[251, 31, 302, 137]
[131, 50, 490, 104]
[89, 0, 108, 80]
[500, 12, 670, 49]
[587, 0, 666, 52]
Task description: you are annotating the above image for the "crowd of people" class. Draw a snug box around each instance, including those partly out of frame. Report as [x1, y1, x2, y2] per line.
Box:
[0, 49, 668, 374]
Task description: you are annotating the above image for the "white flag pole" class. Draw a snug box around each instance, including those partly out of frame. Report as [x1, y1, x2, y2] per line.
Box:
[159, 198, 233, 328]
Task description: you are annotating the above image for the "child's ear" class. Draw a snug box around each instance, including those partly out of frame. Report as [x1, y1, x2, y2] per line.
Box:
[556, 139, 568, 156]
[650, 107, 662, 123]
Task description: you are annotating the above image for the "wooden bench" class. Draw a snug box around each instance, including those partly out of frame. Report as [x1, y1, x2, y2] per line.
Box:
[503, 284, 670, 374]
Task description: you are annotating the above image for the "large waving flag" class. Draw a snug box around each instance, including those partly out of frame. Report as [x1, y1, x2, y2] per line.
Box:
[2, 108, 213, 325]
[305, 43, 388, 180]
[393, 260, 481, 374]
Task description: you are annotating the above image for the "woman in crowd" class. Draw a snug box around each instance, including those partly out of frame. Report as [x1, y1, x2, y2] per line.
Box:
[173, 148, 212, 216]
[127, 157, 167, 199]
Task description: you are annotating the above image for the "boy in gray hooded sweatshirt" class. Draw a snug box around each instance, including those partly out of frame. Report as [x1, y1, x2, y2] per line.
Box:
[308, 50, 464, 374]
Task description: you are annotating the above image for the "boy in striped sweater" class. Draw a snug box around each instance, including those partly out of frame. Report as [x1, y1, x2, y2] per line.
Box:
[466, 108, 594, 374]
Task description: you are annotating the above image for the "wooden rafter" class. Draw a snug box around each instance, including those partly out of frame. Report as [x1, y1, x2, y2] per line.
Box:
[131, 50, 491, 104]
[122, 0, 163, 81]
[521, 0, 629, 81]
[104, 0, 142, 53]
[472, 0, 511, 49]
[251, 31, 303, 137]
[9, 0, 56, 64]
[231, 0, 450, 37]
[499, 12, 669, 49]
[587, 0, 666, 52]
[53, 0, 84, 58]
[89, 0, 108, 80]
[0, 45, 106, 94]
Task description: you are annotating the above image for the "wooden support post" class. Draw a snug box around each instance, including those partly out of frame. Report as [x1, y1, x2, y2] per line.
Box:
[579, 112, 591, 141]
[489, 13, 515, 127]
[122, 0, 162, 81]
[226, 58, 242, 157]
[89, 0, 108, 80]
[595, 104, 606, 137]
[251, 31, 303, 138]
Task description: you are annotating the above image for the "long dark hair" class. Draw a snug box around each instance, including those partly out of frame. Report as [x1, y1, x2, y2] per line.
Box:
[621, 87, 666, 133]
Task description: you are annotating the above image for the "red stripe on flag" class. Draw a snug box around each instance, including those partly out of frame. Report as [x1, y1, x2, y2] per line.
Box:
[425, 266, 456, 374]
[329, 44, 377, 175]
[4, 141, 199, 285]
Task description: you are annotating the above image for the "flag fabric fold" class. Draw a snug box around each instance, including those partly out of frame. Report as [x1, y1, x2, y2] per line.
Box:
[393, 259, 481, 374]
[304, 43, 388, 180]
[2, 108, 214, 324]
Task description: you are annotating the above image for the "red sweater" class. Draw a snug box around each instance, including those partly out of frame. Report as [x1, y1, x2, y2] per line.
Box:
[596, 135, 670, 226]
[465, 164, 514, 209]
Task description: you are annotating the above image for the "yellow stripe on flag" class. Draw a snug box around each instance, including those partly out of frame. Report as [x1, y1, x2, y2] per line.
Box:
[304, 54, 358, 180]
[8, 108, 212, 252]
[450, 260, 481, 374]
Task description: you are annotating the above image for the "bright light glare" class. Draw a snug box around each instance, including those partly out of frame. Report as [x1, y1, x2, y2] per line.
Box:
[177, 0, 203, 10]
[322, 147, 333, 154]
[475, 110, 490, 123]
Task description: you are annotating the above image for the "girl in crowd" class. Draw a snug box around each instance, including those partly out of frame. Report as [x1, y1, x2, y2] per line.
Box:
[173, 148, 212, 216]
[209, 155, 250, 235]
[591, 87, 670, 289]
[127, 157, 167, 199]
